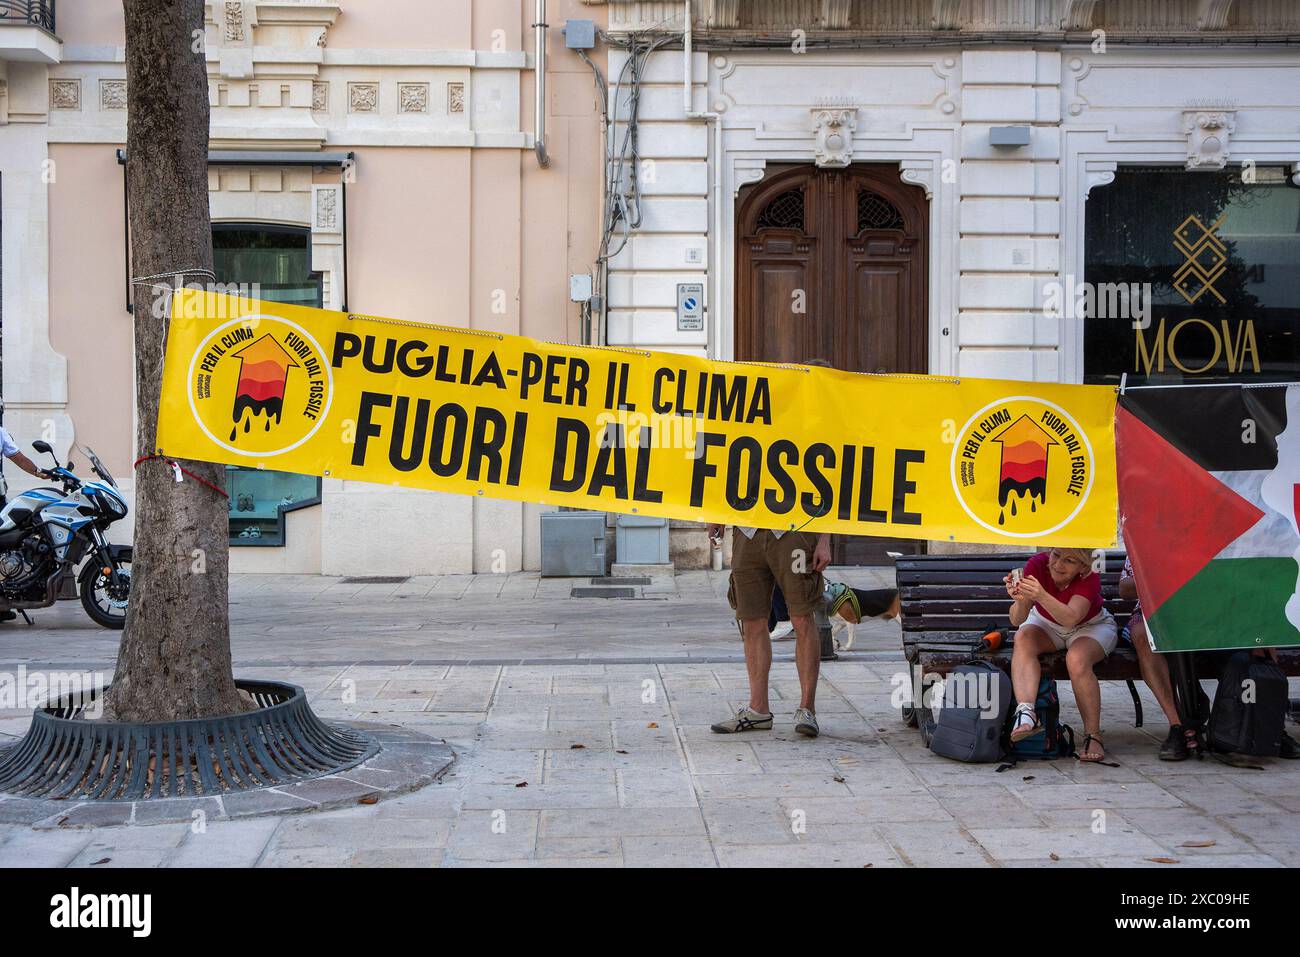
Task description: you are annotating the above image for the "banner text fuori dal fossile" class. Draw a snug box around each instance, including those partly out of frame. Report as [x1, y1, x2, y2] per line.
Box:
[158, 291, 1118, 547]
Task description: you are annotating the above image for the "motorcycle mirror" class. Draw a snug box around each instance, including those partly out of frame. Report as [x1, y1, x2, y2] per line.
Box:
[32, 440, 52, 454]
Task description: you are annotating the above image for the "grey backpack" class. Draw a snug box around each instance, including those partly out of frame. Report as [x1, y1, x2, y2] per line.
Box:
[927, 660, 1013, 763]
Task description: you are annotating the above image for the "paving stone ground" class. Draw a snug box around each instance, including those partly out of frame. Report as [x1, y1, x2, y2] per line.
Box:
[0, 569, 1296, 867]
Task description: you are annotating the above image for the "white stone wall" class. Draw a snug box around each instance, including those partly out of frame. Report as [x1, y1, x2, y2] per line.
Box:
[0, 0, 562, 576]
[956, 50, 1063, 383]
[606, 44, 1300, 389]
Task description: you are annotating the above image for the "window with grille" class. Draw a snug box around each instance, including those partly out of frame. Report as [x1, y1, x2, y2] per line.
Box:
[755, 189, 805, 231]
[857, 188, 905, 231]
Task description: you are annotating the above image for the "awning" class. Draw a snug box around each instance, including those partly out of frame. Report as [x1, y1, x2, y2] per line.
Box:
[117, 149, 353, 312]
[116, 149, 354, 167]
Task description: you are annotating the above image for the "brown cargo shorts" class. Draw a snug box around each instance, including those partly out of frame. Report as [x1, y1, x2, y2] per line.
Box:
[726, 528, 824, 621]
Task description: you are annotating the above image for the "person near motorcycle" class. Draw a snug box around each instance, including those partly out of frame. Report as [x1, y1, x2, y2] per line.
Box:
[0, 425, 57, 504]
[0, 421, 57, 622]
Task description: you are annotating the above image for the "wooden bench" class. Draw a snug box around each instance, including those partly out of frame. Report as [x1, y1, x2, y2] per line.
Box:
[895, 552, 1300, 730]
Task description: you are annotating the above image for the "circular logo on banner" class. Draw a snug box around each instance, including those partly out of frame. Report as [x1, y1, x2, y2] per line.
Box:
[949, 396, 1095, 539]
[186, 315, 333, 458]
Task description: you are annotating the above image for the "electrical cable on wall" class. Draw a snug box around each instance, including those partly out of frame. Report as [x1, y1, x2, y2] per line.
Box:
[580, 30, 676, 346]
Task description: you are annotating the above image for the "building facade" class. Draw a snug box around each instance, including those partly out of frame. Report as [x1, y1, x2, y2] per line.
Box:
[1, 0, 605, 575]
[2, 0, 1299, 573]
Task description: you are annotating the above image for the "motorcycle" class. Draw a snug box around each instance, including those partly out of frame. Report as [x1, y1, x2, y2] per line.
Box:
[0, 440, 132, 629]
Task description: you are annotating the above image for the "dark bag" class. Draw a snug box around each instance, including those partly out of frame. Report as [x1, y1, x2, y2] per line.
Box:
[928, 660, 1013, 763]
[998, 676, 1076, 768]
[1208, 651, 1288, 757]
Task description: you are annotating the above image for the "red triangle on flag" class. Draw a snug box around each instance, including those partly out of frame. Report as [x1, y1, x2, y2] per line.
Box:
[1117, 405, 1265, 617]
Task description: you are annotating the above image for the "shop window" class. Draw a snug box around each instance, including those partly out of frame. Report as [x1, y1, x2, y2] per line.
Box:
[212, 224, 323, 546]
[1084, 166, 1300, 385]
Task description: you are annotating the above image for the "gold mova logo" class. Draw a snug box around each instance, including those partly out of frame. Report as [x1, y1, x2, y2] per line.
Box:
[1172, 213, 1227, 305]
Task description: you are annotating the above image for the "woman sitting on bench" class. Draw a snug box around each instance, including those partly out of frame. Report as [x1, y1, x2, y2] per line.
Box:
[1004, 547, 1117, 762]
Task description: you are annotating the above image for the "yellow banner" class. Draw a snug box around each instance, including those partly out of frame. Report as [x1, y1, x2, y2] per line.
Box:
[157, 290, 1118, 547]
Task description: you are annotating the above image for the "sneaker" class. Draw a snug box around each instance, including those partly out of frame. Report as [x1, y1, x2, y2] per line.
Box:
[1158, 724, 1189, 761]
[794, 707, 819, 738]
[711, 706, 773, 734]
[769, 620, 796, 641]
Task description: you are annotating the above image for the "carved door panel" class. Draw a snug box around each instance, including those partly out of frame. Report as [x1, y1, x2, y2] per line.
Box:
[736, 164, 929, 565]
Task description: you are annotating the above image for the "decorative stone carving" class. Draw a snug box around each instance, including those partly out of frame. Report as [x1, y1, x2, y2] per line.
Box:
[1197, 0, 1236, 30]
[899, 160, 936, 199]
[1183, 110, 1235, 169]
[448, 82, 465, 114]
[1062, 0, 1101, 29]
[100, 80, 128, 111]
[932, 0, 962, 29]
[224, 0, 245, 41]
[312, 81, 328, 112]
[811, 108, 855, 168]
[399, 83, 429, 114]
[733, 159, 767, 196]
[704, 0, 741, 28]
[50, 79, 80, 111]
[315, 187, 338, 230]
[821, 0, 852, 29]
[1084, 160, 1118, 199]
[349, 82, 378, 113]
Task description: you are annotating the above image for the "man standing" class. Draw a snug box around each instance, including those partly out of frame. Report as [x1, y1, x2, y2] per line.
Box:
[708, 523, 831, 737]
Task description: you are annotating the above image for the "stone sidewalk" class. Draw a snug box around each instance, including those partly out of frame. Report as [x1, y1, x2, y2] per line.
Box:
[0, 571, 1296, 867]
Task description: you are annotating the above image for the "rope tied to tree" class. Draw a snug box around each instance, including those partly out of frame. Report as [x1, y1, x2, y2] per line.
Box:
[133, 453, 229, 498]
[129, 267, 216, 286]
[129, 267, 217, 401]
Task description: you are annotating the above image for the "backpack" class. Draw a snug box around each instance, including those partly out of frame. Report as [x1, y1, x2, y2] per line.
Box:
[998, 676, 1076, 769]
[1208, 651, 1288, 757]
[927, 660, 1013, 763]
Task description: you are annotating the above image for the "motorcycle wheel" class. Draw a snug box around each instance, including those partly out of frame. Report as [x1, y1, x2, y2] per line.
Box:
[79, 558, 131, 630]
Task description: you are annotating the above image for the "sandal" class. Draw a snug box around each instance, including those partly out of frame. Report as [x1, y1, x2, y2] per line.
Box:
[1009, 704, 1040, 743]
[1079, 731, 1106, 762]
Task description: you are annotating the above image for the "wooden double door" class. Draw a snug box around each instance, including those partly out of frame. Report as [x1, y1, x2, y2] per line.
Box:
[735, 163, 929, 565]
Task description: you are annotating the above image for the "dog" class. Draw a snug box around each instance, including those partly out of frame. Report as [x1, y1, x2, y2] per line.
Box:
[826, 583, 902, 652]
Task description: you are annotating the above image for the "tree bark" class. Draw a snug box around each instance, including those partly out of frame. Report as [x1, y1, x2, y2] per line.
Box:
[106, 0, 244, 721]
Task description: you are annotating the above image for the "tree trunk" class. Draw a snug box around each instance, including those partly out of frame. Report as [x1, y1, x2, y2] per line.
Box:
[106, 0, 244, 721]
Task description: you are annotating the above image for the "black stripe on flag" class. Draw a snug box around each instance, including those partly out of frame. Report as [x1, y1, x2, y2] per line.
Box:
[1118, 386, 1285, 472]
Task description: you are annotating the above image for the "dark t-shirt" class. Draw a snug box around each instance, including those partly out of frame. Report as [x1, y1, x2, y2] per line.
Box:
[1023, 551, 1102, 625]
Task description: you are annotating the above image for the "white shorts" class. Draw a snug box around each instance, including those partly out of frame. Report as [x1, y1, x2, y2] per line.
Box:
[1023, 607, 1117, 656]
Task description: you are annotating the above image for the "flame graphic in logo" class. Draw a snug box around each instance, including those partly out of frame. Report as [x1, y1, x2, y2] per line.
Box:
[228, 334, 299, 442]
[991, 415, 1058, 526]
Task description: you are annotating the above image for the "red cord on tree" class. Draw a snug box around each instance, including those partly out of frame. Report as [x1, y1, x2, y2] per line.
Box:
[133, 454, 229, 498]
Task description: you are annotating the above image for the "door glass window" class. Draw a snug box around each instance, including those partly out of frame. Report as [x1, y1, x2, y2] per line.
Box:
[212, 224, 323, 546]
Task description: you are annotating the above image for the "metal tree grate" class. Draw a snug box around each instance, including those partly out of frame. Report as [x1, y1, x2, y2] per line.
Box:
[0, 680, 378, 801]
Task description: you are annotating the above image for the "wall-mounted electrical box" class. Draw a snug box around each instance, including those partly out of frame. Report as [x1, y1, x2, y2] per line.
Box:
[569, 273, 593, 302]
[563, 19, 596, 49]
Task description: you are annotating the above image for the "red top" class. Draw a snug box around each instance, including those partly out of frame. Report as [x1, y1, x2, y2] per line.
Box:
[1023, 551, 1103, 625]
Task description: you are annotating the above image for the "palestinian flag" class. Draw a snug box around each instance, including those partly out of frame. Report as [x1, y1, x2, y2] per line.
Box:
[1117, 384, 1300, 652]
